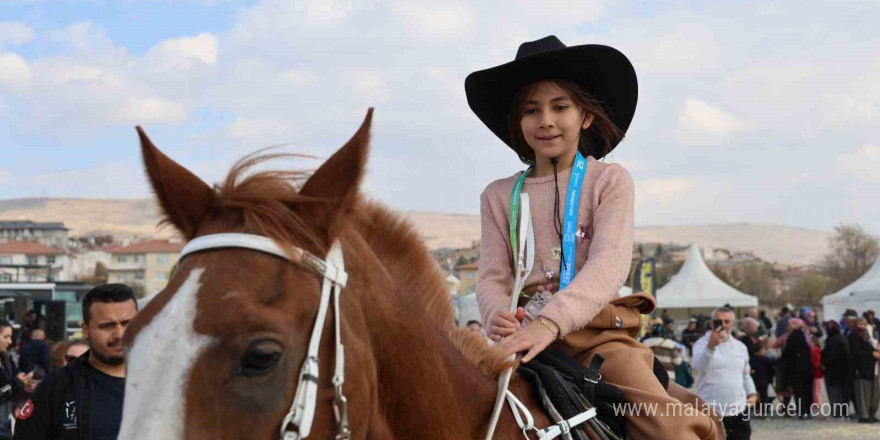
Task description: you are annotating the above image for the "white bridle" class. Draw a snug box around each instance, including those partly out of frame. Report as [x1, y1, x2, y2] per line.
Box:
[178, 233, 351, 440]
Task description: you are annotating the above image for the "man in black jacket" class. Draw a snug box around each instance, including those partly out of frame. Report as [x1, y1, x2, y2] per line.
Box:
[14, 284, 138, 440]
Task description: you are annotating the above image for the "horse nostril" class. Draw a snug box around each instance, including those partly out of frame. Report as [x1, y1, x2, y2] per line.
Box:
[235, 340, 283, 377]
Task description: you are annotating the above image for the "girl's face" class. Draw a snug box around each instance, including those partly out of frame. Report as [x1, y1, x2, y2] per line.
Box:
[520, 81, 593, 162]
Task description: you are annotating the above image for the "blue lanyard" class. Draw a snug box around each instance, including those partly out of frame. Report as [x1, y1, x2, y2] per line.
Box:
[509, 152, 588, 291]
[559, 152, 587, 289]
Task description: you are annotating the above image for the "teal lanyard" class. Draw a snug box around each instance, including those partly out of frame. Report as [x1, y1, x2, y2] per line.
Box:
[509, 152, 588, 290]
[508, 164, 534, 263]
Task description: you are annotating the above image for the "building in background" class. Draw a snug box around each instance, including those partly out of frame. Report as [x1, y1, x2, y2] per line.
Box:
[0, 220, 69, 249]
[65, 249, 111, 282]
[455, 261, 479, 296]
[0, 241, 66, 282]
[107, 239, 184, 297]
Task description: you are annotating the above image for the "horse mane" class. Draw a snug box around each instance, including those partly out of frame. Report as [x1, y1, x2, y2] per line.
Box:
[206, 152, 511, 377]
[352, 200, 514, 377]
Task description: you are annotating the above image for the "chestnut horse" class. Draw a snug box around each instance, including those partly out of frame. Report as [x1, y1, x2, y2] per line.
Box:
[116, 109, 554, 440]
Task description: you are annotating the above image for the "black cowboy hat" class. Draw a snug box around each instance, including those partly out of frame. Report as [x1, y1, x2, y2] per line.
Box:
[465, 36, 638, 159]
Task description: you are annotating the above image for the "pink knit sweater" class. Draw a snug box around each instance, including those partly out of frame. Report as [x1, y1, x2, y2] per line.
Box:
[477, 156, 634, 337]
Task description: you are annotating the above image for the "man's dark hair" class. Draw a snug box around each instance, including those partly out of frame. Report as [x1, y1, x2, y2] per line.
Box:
[780, 306, 790, 315]
[466, 320, 482, 327]
[82, 283, 138, 324]
[0, 319, 11, 331]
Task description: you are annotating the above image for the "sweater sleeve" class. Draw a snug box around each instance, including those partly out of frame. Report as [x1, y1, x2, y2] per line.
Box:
[538, 165, 634, 336]
[476, 189, 515, 336]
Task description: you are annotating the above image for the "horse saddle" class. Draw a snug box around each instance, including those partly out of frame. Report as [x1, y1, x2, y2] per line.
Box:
[517, 350, 671, 440]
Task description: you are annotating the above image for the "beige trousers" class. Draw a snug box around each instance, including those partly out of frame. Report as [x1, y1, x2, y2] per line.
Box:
[547, 293, 721, 440]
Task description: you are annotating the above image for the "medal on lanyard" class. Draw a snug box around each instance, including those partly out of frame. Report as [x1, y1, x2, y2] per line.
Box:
[509, 152, 587, 291]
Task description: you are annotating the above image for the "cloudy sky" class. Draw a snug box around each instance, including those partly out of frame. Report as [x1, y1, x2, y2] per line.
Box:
[1, 0, 878, 233]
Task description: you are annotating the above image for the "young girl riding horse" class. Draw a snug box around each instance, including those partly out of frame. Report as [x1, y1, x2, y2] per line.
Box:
[467, 36, 719, 440]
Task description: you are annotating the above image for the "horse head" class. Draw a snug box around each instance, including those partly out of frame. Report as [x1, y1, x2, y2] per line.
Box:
[119, 110, 377, 440]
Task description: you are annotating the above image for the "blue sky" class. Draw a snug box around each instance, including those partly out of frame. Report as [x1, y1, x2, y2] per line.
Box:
[1, 0, 879, 233]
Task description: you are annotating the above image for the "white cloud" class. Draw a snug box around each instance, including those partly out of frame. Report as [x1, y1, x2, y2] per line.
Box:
[511, 0, 605, 25]
[233, 0, 353, 38]
[837, 144, 880, 182]
[8, 163, 150, 199]
[636, 177, 696, 204]
[0, 22, 35, 46]
[144, 33, 218, 70]
[676, 98, 745, 145]
[826, 96, 879, 127]
[40, 62, 110, 86]
[227, 117, 291, 138]
[0, 169, 10, 185]
[349, 69, 390, 104]
[643, 23, 722, 74]
[395, 3, 476, 41]
[117, 97, 187, 124]
[303, 0, 352, 26]
[48, 22, 128, 60]
[278, 69, 313, 85]
[0, 52, 32, 86]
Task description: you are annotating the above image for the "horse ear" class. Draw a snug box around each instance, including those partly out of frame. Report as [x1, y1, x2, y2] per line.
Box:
[137, 126, 214, 239]
[297, 108, 373, 247]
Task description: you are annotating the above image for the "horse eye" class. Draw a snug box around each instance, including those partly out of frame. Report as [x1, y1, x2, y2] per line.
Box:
[236, 341, 282, 377]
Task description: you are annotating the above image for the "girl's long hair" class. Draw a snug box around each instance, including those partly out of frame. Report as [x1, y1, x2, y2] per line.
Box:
[508, 79, 623, 165]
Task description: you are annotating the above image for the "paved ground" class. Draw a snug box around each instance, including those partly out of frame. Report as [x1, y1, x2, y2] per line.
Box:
[752, 416, 879, 439]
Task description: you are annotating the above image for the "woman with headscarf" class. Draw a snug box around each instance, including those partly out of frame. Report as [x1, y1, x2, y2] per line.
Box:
[849, 317, 880, 423]
[781, 325, 814, 418]
[822, 320, 850, 418]
[773, 317, 808, 414]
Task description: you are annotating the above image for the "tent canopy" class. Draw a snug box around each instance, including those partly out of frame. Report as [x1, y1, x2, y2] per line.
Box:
[656, 244, 758, 309]
[822, 257, 880, 320]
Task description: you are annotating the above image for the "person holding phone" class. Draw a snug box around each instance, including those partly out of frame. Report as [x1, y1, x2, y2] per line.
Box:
[693, 306, 759, 440]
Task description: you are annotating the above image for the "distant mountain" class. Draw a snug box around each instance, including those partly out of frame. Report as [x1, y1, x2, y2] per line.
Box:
[0, 198, 831, 265]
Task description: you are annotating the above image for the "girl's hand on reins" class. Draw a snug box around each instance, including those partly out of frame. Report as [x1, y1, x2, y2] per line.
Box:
[494, 317, 558, 363]
[489, 307, 525, 341]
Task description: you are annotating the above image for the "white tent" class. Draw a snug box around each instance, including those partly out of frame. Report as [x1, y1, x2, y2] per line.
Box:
[657, 244, 758, 311]
[822, 257, 880, 321]
[452, 293, 481, 327]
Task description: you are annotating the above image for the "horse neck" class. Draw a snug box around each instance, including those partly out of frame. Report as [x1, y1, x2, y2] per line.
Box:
[359, 298, 551, 439]
[345, 212, 551, 438]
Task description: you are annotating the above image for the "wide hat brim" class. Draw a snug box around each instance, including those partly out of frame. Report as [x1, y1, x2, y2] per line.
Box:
[465, 43, 637, 159]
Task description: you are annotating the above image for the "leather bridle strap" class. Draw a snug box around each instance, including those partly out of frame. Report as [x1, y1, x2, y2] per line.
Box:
[178, 233, 350, 440]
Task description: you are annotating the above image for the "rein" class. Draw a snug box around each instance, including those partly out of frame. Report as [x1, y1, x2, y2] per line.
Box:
[484, 193, 535, 440]
[178, 233, 351, 440]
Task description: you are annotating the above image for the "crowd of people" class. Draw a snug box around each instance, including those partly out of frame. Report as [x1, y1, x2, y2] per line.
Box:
[638, 304, 880, 439]
[0, 283, 137, 440]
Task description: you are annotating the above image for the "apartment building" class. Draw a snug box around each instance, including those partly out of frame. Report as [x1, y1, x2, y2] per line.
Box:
[0, 220, 69, 249]
[107, 239, 184, 296]
[0, 241, 66, 282]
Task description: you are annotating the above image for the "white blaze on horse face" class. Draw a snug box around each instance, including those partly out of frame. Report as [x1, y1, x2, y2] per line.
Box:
[118, 268, 215, 440]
